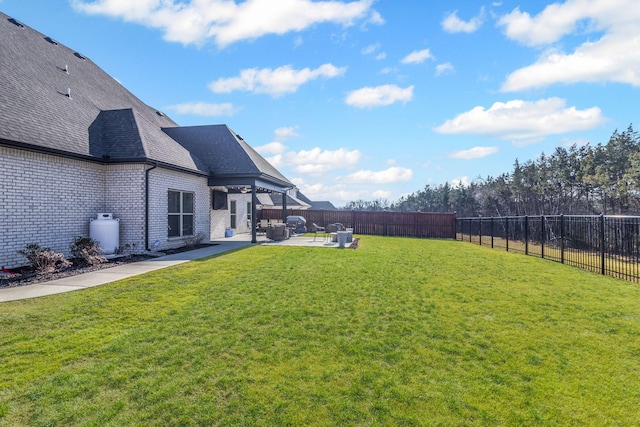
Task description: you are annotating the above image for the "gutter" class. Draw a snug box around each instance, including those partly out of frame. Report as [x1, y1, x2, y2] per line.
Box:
[145, 162, 158, 250]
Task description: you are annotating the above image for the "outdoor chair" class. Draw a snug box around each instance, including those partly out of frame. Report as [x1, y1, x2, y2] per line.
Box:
[326, 223, 341, 242]
[266, 223, 289, 241]
[312, 223, 325, 241]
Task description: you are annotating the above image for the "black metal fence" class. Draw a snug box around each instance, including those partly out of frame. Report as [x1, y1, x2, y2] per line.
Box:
[456, 215, 640, 283]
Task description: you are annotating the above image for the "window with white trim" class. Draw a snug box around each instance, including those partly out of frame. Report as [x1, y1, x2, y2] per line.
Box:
[168, 190, 194, 238]
[230, 200, 237, 229]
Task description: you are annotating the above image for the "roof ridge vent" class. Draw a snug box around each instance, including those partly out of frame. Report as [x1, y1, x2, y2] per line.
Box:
[8, 18, 24, 28]
[44, 36, 58, 45]
[74, 52, 86, 60]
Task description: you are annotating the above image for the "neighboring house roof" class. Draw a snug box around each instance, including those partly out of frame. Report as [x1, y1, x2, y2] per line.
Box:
[307, 201, 338, 210]
[259, 192, 311, 209]
[295, 192, 338, 210]
[0, 12, 293, 190]
[257, 189, 338, 210]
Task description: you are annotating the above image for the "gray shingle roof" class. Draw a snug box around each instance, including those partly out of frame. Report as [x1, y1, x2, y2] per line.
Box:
[0, 12, 292, 187]
[163, 125, 292, 185]
[0, 12, 203, 172]
[293, 191, 337, 210]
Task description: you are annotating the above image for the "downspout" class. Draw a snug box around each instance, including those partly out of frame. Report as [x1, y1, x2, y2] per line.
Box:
[145, 162, 158, 250]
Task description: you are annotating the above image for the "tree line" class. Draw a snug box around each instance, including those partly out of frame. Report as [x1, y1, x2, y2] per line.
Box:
[344, 125, 640, 217]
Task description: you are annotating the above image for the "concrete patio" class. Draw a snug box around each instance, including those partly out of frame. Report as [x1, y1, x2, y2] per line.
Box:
[221, 232, 343, 247]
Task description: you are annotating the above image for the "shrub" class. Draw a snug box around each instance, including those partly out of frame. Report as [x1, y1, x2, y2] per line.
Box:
[182, 232, 206, 249]
[70, 237, 108, 265]
[18, 243, 72, 273]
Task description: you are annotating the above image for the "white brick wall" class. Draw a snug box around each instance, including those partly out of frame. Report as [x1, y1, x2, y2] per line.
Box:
[1, 147, 214, 268]
[104, 164, 146, 254]
[147, 167, 211, 251]
[210, 193, 254, 239]
[1, 147, 105, 268]
[210, 186, 229, 239]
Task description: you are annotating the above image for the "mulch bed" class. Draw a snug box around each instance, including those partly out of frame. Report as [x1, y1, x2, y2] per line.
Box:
[1, 244, 215, 290]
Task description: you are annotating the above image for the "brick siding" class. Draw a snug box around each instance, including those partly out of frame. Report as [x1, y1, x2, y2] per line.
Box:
[1, 147, 213, 268]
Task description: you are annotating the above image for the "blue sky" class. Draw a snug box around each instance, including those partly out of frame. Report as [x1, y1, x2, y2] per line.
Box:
[3, 0, 639, 207]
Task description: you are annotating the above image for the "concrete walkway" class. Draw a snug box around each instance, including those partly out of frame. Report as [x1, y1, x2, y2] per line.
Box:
[0, 234, 343, 302]
[0, 239, 251, 303]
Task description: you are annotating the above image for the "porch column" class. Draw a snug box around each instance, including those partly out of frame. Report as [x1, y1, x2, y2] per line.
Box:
[251, 187, 258, 243]
[282, 189, 287, 223]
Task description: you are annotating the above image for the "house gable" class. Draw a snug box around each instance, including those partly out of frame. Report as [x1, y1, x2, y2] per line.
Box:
[0, 12, 204, 173]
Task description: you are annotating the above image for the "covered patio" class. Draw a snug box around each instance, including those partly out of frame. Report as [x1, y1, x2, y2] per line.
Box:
[164, 124, 295, 243]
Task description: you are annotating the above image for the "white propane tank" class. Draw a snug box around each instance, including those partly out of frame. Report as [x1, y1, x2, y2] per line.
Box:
[90, 213, 120, 255]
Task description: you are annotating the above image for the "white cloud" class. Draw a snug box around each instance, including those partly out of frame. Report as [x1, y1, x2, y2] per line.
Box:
[451, 176, 471, 187]
[372, 190, 392, 199]
[401, 49, 434, 64]
[255, 142, 287, 155]
[209, 63, 346, 97]
[274, 126, 300, 140]
[273, 147, 361, 174]
[292, 179, 363, 203]
[442, 8, 485, 33]
[449, 146, 500, 160]
[367, 10, 385, 26]
[165, 101, 238, 116]
[498, 0, 640, 90]
[346, 167, 413, 184]
[345, 84, 414, 108]
[361, 43, 380, 55]
[436, 62, 455, 76]
[498, 1, 602, 47]
[502, 34, 640, 91]
[434, 98, 606, 142]
[72, 0, 376, 47]
[362, 43, 386, 60]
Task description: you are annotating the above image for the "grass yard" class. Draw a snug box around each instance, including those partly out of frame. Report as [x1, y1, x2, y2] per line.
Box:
[1, 236, 639, 426]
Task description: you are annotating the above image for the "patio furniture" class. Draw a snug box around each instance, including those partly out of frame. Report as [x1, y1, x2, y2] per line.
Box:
[266, 223, 290, 241]
[312, 223, 325, 241]
[258, 219, 269, 234]
[286, 215, 307, 234]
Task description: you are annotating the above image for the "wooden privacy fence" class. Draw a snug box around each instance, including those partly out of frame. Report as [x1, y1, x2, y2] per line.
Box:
[457, 215, 640, 283]
[259, 209, 456, 239]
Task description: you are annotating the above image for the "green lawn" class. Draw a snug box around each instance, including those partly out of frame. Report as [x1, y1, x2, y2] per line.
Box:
[1, 236, 639, 426]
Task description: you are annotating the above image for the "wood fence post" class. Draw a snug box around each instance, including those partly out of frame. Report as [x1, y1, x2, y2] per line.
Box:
[384, 210, 388, 236]
[351, 210, 355, 233]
